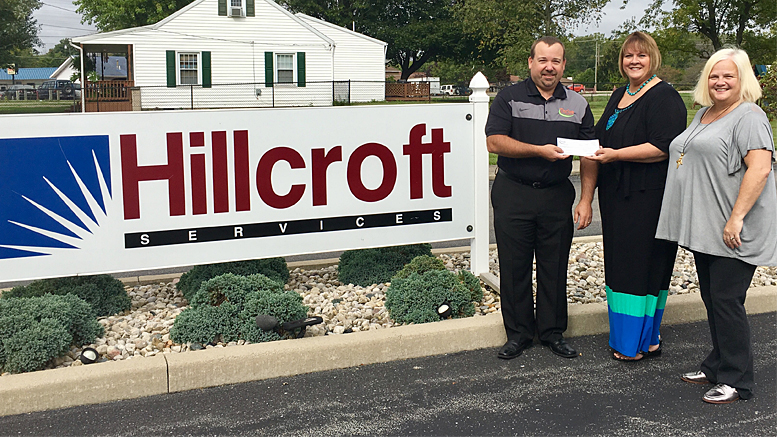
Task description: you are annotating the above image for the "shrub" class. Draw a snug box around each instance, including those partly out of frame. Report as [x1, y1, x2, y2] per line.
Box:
[177, 258, 290, 302]
[338, 243, 433, 286]
[188, 273, 284, 309]
[760, 67, 777, 121]
[385, 270, 475, 324]
[458, 270, 485, 302]
[393, 255, 446, 280]
[3, 319, 72, 374]
[3, 275, 130, 317]
[0, 294, 103, 373]
[170, 273, 308, 345]
[169, 303, 241, 345]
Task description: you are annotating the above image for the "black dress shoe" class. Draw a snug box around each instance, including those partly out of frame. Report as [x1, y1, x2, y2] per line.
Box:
[498, 340, 532, 360]
[541, 338, 578, 358]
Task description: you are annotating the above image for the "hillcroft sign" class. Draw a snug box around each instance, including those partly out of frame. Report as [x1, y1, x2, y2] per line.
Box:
[0, 75, 491, 282]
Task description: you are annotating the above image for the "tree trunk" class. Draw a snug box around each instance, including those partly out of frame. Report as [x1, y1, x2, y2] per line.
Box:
[399, 50, 434, 80]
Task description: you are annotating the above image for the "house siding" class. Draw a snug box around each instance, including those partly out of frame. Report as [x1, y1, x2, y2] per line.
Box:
[298, 15, 385, 102]
[74, 0, 384, 109]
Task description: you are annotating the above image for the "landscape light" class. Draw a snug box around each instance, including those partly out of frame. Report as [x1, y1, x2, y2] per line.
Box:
[437, 302, 452, 319]
[79, 347, 99, 364]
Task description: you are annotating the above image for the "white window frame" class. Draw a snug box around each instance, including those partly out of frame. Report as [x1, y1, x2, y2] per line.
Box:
[275, 53, 296, 86]
[229, 0, 244, 17]
[178, 52, 200, 86]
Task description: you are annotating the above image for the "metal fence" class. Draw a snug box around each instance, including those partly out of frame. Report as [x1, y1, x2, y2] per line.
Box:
[134, 80, 388, 111]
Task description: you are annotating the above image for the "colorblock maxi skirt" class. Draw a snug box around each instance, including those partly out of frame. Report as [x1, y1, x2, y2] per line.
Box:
[599, 186, 678, 357]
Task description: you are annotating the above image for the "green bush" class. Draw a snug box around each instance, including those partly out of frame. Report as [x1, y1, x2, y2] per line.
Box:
[3, 275, 130, 317]
[169, 303, 242, 345]
[0, 294, 103, 373]
[385, 270, 475, 324]
[458, 270, 485, 302]
[338, 244, 433, 286]
[393, 255, 446, 280]
[170, 273, 308, 345]
[187, 273, 284, 309]
[177, 258, 290, 302]
[760, 67, 777, 121]
[3, 319, 72, 374]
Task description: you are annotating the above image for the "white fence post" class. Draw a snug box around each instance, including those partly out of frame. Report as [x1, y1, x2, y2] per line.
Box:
[469, 72, 490, 276]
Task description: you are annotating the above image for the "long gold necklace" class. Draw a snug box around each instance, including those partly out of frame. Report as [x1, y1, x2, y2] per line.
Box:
[676, 101, 737, 168]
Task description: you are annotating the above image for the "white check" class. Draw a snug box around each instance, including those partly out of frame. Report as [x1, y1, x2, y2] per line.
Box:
[557, 138, 600, 157]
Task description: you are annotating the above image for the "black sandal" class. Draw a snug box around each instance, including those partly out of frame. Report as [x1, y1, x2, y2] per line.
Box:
[612, 351, 645, 361]
[640, 340, 662, 358]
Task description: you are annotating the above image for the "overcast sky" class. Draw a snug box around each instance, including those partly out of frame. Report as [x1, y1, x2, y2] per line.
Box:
[33, 0, 654, 54]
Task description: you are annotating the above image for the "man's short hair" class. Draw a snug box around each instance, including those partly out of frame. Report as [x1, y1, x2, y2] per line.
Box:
[530, 36, 565, 60]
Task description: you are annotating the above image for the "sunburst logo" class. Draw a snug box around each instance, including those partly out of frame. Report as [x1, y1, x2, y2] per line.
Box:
[0, 136, 111, 259]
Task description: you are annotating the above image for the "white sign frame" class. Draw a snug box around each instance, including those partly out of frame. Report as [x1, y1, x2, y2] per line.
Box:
[0, 76, 491, 282]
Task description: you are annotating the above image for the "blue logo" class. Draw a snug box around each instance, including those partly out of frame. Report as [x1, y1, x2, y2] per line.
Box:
[0, 136, 111, 259]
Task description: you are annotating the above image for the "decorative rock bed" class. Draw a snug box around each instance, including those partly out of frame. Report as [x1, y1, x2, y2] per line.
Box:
[2, 243, 775, 374]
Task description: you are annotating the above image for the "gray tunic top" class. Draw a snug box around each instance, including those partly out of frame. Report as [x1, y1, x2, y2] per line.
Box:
[656, 102, 777, 266]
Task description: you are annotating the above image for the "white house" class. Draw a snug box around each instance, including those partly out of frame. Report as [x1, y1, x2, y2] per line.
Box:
[72, 0, 387, 111]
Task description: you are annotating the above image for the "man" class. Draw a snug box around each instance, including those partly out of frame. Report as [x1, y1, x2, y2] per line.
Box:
[486, 36, 597, 360]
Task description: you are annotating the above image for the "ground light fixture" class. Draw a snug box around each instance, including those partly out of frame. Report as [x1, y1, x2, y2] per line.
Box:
[437, 302, 452, 319]
[255, 314, 324, 338]
[79, 347, 99, 364]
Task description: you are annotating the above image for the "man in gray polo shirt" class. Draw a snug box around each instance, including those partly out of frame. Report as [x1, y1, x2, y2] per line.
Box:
[486, 36, 597, 360]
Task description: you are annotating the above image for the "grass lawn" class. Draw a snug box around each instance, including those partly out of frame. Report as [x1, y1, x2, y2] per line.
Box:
[0, 100, 78, 114]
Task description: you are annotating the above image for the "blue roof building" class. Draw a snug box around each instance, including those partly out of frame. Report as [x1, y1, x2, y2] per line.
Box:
[0, 68, 58, 89]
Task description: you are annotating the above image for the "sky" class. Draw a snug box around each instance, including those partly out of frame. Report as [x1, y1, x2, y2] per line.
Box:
[33, 0, 654, 54]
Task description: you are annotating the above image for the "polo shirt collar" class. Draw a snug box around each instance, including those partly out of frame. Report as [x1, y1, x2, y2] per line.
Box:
[526, 78, 567, 100]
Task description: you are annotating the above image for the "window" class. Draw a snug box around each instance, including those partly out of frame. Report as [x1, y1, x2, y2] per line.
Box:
[179, 53, 199, 85]
[229, 0, 243, 16]
[276, 54, 294, 84]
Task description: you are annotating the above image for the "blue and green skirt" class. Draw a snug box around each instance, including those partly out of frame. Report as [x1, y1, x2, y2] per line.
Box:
[607, 286, 668, 356]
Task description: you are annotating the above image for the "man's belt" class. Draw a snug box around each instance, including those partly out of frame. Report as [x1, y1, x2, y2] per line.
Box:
[498, 167, 561, 189]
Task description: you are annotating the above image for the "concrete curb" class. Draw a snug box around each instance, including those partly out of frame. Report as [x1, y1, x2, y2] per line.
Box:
[1, 259, 775, 416]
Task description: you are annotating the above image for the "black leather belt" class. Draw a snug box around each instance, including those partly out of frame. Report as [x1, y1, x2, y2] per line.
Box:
[498, 167, 559, 189]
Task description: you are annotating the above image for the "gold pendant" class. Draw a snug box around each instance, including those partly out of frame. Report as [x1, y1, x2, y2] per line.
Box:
[676, 153, 684, 169]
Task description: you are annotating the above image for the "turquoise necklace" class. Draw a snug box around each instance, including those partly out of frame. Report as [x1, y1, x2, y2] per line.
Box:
[607, 75, 657, 130]
[626, 73, 656, 96]
[605, 103, 634, 130]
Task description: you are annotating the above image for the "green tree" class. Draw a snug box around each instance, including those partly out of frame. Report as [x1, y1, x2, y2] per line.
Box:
[0, 0, 41, 68]
[455, 0, 611, 75]
[280, 0, 468, 80]
[35, 39, 78, 67]
[75, 0, 195, 31]
[643, 0, 776, 60]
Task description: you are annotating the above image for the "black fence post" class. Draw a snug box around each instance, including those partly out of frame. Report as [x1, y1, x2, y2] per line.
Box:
[348, 80, 351, 104]
[190, 85, 194, 109]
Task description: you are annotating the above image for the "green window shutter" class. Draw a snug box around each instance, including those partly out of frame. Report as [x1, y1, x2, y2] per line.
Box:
[246, 0, 255, 17]
[218, 0, 227, 16]
[297, 52, 305, 87]
[264, 51, 273, 87]
[166, 50, 176, 88]
[202, 51, 211, 88]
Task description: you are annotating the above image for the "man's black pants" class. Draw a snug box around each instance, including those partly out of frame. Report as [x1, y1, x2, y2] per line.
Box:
[491, 172, 575, 344]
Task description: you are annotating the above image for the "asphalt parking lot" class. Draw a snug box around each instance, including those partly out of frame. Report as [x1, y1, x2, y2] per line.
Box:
[0, 312, 773, 436]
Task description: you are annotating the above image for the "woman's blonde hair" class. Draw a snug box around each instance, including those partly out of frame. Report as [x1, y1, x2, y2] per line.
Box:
[618, 32, 661, 79]
[693, 47, 762, 107]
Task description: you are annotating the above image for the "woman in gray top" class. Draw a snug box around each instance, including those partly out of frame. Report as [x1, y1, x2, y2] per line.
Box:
[656, 48, 777, 404]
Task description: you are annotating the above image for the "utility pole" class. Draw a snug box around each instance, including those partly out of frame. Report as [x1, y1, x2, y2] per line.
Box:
[594, 39, 599, 93]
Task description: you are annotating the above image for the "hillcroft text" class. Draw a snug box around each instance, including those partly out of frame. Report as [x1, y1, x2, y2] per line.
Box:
[121, 123, 451, 220]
